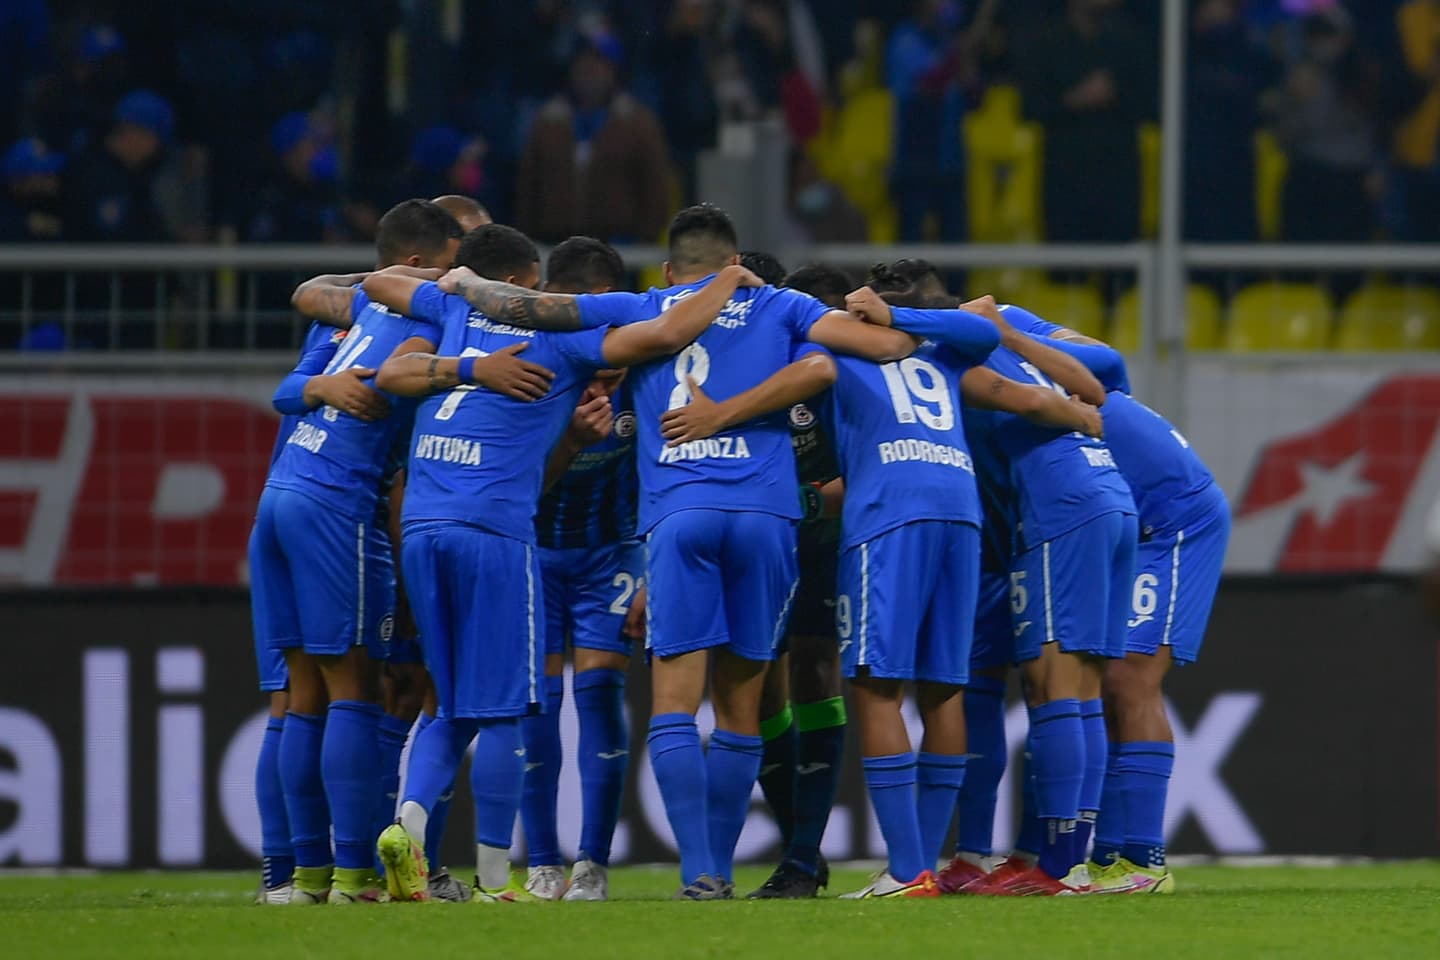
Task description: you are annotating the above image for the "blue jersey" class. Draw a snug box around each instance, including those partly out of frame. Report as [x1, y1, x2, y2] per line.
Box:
[269, 321, 345, 466]
[965, 344, 1135, 552]
[400, 281, 609, 542]
[535, 382, 638, 549]
[266, 292, 436, 521]
[1001, 304, 1219, 536]
[576, 279, 829, 533]
[825, 341, 983, 550]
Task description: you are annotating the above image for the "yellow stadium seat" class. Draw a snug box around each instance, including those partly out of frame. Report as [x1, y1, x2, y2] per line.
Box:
[969, 267, 1049, 304]
[1012, 284, 1107, 341]
[1110, 285, 1223, 353]
[831, 88, 898, 244]
[964, 85, 1042, 242]
[1254, 131, 1289, 242]
[1225, 283, 1333, 351]
[1336, 285, 1440, 351]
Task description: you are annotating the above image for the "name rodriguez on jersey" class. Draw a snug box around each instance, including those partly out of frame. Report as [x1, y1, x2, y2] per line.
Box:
[877, 437, 974, 472]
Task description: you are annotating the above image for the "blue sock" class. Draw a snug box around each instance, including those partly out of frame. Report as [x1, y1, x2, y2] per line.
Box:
[278, 711, 330, 868]
[1092, 746, 1125, 866]
[757, 705, 798, 850]
[1075, 699, 1108, 865]
[864, 753, 926, 883]
[956, 678, 1006, 857]
[403, 714, 476, 825]
[647, 713, 715, 885]
[521, 674, 565, 867]
[706, 729, 763, 882]
[1014, 745, 1044, 857]
[1028, 699, 1084, 879]
[322, 700, 384, 871]
[1118, 741, 1174, 869]
[789, 697, 846, 871]
[917, 752, 968, 865]
[472, 717, 525, 850]
[375, 713, 411, 841]
[409, 713, 456, 869]
[574, 669, 629, 866]
[256, 716, 294, 889]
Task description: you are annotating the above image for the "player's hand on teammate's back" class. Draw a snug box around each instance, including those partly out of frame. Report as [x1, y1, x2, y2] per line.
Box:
[659, 377, 726, 445]
[1071, 396, 1105, 439]
[314, 368, 390, 421]
[622, 585, 646, 640]
[844, 286, 893, 326]
[732, 264, 766, 287]
[568, 391, 614, 446]
[472, 342, 555, 401]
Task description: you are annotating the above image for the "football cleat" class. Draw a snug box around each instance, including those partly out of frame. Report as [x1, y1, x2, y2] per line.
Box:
[673, 874, 733, 901]
[428, 869, 474, 902]
[1109, 858, 1176, 895]
[815, 853, 831, 889]
[747, 860, 822, 899]
[525, 865, 569, 901]
[376, 822, 431, 902]
[839, 870, 941, 899]
[287, 865, 333, 904]
[562, 860, 609, 902]
[988, 865, 1083, 897]
[255, 882, 293, 905]
[1087, 859, 1137, 895]
[937, 856, 991, 895]
[474, 874, 542, 903]
[327, 883, 388, 904]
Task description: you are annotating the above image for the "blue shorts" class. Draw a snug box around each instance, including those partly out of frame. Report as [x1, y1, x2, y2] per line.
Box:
[838, 520, 980, 685]
[251, 486, 393, 660]
[1127, 508, 1230, 664]
[1011, 511, 1138, 663]
[538, 540, 643, 657]
[645, 509, 798, 661]
[968, 571, 1012, 673]
[402, 522, 542, 719]
[248, 519, 289, 693]
[364, 525, 417, 664]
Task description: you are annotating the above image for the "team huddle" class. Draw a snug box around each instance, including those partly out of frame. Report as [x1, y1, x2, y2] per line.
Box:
[248, 196, 1230, 904]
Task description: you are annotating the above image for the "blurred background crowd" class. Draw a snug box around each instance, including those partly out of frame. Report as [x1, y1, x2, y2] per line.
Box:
[5, 0, 1440, 251]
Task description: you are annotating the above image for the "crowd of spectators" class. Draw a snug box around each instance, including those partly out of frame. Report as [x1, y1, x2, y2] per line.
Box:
[2, 1, 1439, 249]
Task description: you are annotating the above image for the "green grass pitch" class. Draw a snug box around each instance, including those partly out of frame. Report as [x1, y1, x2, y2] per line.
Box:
[4, 863, 1440, 959]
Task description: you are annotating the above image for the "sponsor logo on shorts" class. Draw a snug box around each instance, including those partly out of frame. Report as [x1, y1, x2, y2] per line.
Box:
[378, 614, 394, 644]
[614, 411, 637, 439]
[1013, 620, 1032, 638]
[789, 404, 816, 430]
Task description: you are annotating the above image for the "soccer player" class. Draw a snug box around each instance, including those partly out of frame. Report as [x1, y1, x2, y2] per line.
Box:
[431, 194, 491, 230]
[997, 307, 1231, 894]
[367, 224, 763, 903]
[520, 237, 640, 902]
[868, 275, 1136, 896]
[440, 204, 922, 898]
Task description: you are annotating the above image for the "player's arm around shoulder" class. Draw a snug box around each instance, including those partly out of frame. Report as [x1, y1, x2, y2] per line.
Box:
[376, 338, 555, 402]
[807, 287, 920, 362]
[290, 272, 369, 329]
[361, 265, 444, 317]
[960, 366, 1103, 438]
[659, 349, 836, 446]
[598, 264, 764, 368]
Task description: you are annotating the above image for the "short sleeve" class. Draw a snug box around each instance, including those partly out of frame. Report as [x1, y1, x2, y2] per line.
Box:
[554, 326, 610, 373]
[408, 281, 449, 326]
[998, 303, 1062, 338]
[576, 291, 650, 329]
[772, 287, 831, 340]
[349, 286, 370, 326]
[791, 340, 832, 363]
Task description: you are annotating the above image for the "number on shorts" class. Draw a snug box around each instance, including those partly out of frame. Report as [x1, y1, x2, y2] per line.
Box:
[1132, 573, 1159, 618]
[835, 594, 853, 639]
[434, 347, 489, 421]
[879, 357, 954, 431]
[609, 572, 637, 615]
[1009, 571, 1029, 615]
[667, 343, 712, 410]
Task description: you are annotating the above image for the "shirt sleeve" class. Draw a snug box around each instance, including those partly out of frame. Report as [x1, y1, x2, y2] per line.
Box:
[889, 306, 1000, 361]
[349, 286, 370, 326]
[407, 281, 449, 326]
[791, 339, 832, 363]
[773, 287, 831, 341]
[271, 323, 340, 414]
[576, 291, 650, 329]
[554, 327, 611, 373]
[998, 303, 1062, 337]
[1024, 332, 1131, 394]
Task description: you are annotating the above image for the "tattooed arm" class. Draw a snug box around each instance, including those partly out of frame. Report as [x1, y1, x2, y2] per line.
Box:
[375, 342, 556, 400]
[290, 273, 368, 329]
[439, 265, 591, 331]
